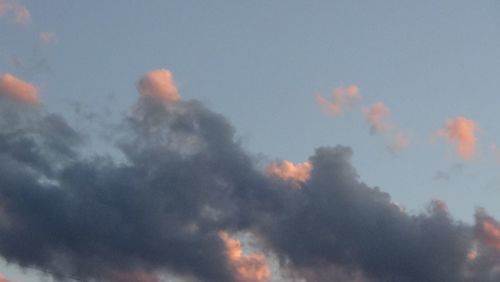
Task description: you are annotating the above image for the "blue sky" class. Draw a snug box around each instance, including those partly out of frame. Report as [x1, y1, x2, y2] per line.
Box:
[1, 1, 500, 281]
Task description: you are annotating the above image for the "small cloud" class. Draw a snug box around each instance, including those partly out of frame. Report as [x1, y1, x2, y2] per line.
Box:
[0, 73, 39, 104]
[137, 69, 180, 103]
[39, 32, 57, 46]
[436, 117, 477, 160]
[316, 85, 360, 116]
[265, 160, 312, 184]
[364, 102, 410, 153]
[364, 102, 391, 134]
[0, 0, 31, 25]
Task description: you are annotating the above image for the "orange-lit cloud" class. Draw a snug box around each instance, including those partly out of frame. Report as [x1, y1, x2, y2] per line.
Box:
[137, 69, 180, 103]
[317, 85, 360, 116]
[265, 160, 311, 184]
[437, 117, 477, 160]
[475, 213, 500, 251]
[0, 273, 9, 282]
[39, 32, 57, 46]
[0, 0, 30, 25]
[219, 232, 270, 282]
[0, 73, 39, 104]
[364, 102, 390, 133]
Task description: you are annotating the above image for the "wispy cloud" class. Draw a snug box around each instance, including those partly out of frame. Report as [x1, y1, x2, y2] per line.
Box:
[363, 102, 391, 134]
[364, 102, 410, 152]
[316, 85, 360, 116]
[0, 0, 30, 25]
[39, 32, 57, 46]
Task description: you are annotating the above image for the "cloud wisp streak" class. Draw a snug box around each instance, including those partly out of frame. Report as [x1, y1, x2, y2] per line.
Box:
[0, 71, 499, 281]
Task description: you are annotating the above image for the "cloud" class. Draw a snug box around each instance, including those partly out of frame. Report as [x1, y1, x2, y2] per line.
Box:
[0, 70, 499, 281]
[39, 32, 57, 46]
[317, 85, 360, 116]
[363, 102, 390, 133]
[137, 69, 180, 103]
[0, 73, 39, 104]
[0, 273, 9, 282]
[265, 160, 311, 184]
[363, 102, 410, 153]
[219, 232, 270, 282]
[387, 132, 410, 153]
[0, 0, 30, 25]
[475, 211, 500, 252]
[437, 117, 477, 160]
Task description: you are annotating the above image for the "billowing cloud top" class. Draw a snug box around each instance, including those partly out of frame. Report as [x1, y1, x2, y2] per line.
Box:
[137, 69, 180, 103]
[437, 116, 477, 160]
[0, 73, 39, 104]
[265, 160, 311, 184]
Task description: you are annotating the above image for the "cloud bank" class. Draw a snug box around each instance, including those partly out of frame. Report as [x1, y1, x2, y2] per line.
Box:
[0, 70, 499, 282]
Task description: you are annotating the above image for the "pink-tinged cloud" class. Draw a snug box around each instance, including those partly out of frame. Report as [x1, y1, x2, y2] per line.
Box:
[39, 32, 57, 46]
[137, 69, 180, 103]
[467, 249, 478, 262]
[265, 160, 312, 184]
[0, 0, 31, 25]
[437, 117, 477, 160]
[363, 102, 391, 134]
[0, 73, 39, 104]
[317, 85, 360, 116]
[219, 232, 271, 282]
[0, 273, 9, 282]
[475, 213, 500, 251]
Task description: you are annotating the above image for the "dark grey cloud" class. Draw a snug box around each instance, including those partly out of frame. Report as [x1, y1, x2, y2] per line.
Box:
[0, 93, 499, 282]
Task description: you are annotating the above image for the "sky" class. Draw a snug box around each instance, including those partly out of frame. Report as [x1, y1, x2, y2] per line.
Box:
[1, 1, 500, 281]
